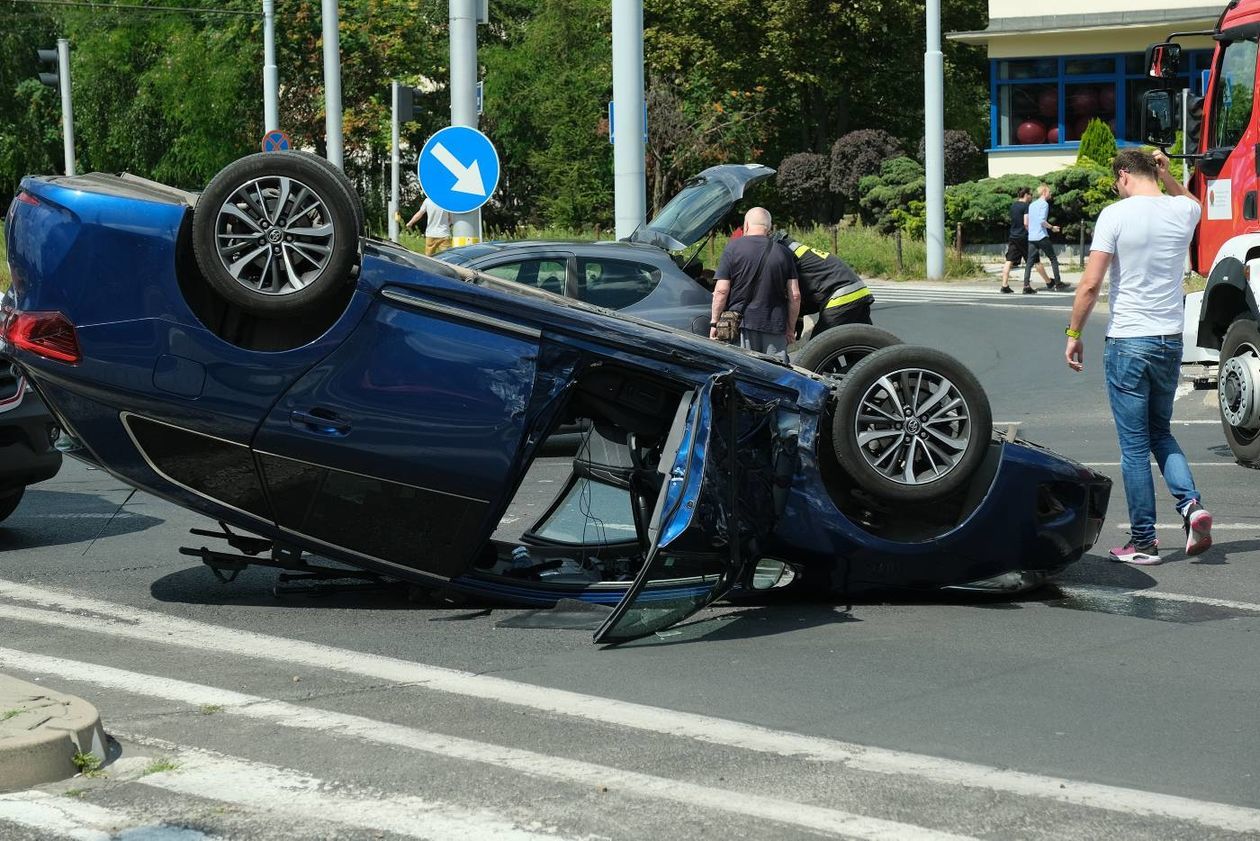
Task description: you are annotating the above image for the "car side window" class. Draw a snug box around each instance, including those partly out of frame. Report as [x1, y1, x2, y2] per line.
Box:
[482, 259, 568, 296]
[575, 258, 661, 309]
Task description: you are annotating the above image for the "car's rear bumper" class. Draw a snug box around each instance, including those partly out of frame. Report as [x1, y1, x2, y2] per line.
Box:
[0, 391, 63, 493]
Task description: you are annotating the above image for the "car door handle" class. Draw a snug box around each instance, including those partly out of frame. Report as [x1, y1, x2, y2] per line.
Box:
[290, 409, 351, 436]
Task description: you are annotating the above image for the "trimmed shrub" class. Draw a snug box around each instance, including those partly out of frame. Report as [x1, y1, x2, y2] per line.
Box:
[858, 156, 925, 235]
[776, 152, 832, 224]
[1076, 118, 1117, 168]
[916, 130, 983, 185]
[830, 129, 903, 204]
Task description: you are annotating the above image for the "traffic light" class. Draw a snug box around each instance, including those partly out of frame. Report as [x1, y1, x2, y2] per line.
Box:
[397, 85, 422, 123]
[37, 48, 59, 89]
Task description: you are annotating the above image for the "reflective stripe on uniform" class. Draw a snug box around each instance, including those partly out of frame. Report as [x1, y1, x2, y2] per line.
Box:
[824, 287, 873, 309]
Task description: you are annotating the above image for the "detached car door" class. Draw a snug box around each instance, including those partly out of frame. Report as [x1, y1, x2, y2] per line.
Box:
[595, 373, 780, 643]
[252, 287, 543, 583]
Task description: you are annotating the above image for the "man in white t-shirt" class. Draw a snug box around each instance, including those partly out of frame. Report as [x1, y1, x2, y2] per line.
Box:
[405, 195, 452, 256]
[1064, 148, 1212, 564]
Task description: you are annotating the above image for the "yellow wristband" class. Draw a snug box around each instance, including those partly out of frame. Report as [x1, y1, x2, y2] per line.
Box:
[1065, 327, 1081, 339]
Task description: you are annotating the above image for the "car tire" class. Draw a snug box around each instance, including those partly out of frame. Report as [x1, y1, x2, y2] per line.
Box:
[793, 324, 902, 376]
[192, 153, 359, 317]
[1217, 317, 1260, 467]
[831, 345, 992, 503]
[0, 487, 24, 524]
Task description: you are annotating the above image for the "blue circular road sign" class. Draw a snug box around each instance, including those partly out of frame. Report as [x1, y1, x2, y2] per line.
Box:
[261, 129, 291, 152]
[417, 126, 500, 214]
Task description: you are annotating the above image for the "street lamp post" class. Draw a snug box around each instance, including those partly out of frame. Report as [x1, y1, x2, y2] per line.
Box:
[321, 0, 344, 169]
[449, 0, 480, 245]
[262, 0, 279, 132]
[611, 0, 646, 240]
[924, 0, 945, 281]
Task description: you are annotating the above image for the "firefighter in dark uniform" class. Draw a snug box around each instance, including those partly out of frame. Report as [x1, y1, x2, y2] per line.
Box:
[776, 235, 874, 334]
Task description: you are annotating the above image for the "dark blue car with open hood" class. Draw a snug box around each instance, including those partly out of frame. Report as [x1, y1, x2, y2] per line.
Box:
[1, 152, 1110, 642]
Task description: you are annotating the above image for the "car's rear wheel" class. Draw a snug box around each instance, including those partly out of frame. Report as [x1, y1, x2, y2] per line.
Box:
[192, 153, 359, 317]
[0, 487, 24, 524]
[1218, 317, 1260, 467]
[831, 345, 992, 503]
[793, 325, 902, 376]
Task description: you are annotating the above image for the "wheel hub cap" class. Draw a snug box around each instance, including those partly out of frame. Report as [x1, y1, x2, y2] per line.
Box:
[213, 175, 336, 297]
[853, 367, 972, 486]
[1220, 344, 1260, 429]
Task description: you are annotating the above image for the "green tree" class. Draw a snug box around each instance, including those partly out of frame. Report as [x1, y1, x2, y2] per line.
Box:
[0, 1, 62, 196]
[1076, 118, 1117, 169]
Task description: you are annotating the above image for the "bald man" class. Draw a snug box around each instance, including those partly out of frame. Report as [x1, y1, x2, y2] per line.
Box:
[709, 207, 800, 360]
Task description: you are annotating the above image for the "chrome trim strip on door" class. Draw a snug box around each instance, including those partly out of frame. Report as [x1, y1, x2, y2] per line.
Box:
[381, 287, 542, 340]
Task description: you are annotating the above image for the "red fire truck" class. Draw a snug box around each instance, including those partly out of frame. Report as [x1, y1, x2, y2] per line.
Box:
[1142, 0, 1260, 466]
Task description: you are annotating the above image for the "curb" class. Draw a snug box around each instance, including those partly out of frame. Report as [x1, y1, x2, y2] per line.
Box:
[0, 674, 107, 792]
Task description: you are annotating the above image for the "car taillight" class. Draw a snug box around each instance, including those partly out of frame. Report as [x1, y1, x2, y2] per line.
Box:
[15, 191, 39, 207]
[4, 311, 81, 364]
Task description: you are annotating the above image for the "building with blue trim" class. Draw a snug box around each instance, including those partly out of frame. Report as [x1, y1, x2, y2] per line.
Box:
[949, 2, 1219, 176]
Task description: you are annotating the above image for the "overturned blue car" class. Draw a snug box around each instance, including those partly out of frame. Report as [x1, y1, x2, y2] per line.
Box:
[2, 153, 1110, 642]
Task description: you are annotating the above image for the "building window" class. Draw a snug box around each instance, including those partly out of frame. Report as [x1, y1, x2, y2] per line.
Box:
[990, 51, 1213, 150]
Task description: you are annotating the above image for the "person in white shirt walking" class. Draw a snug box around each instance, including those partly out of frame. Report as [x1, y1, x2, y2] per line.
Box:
[1063, 148, 1212, 564]
[405, 195, 452, 256]
[1023, 184, 1072, 293]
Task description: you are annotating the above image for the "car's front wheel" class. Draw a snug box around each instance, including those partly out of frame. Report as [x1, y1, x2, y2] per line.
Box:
[831, 345, 992, 503]
[1218, 317, 1260, 467]
[192, 153, 360, 317]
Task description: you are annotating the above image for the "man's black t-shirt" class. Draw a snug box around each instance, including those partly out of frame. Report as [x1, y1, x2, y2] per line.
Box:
[715, 235, 796, 333]
[1009, 200, 1029, 240]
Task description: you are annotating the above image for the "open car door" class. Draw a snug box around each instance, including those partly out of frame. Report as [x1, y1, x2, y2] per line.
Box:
[594, 373, 780, 644]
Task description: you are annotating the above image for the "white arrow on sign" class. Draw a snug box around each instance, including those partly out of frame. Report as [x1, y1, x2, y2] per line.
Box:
[431, 142, 486, 196]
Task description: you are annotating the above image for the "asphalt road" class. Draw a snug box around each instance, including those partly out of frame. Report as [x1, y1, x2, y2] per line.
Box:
[1, 280, 1258, 840]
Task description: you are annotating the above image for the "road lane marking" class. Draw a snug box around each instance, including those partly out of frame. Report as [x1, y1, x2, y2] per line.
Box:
[0, 790, 212, 841]
[1116, 523, 1257, 531]
[0, 648, 976, 841]
[1061, 585, 1260, 614]
[109, 737, 566, 841]
[0, 583, 1258, 833]
[1083, 462, 1234, 467]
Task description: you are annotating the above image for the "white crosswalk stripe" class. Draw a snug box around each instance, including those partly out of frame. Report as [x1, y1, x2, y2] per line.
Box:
[1, 579, 1258, 838]
[867, 283, 1075, 308]
[0, 790, 217, 841]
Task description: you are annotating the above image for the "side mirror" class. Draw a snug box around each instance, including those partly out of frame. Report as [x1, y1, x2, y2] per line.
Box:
[750, 558, 798, 591]
[1141, 89, 1179, 148]
[1145, 42, 1183, 79]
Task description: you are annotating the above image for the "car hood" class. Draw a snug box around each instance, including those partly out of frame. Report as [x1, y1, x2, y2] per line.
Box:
[625, 164, 775, 252]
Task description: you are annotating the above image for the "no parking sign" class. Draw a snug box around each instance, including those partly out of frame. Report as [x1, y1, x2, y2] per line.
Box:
[261, 129, 292, 153]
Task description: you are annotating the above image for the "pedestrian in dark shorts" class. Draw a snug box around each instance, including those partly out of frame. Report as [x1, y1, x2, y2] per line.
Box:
[999, 187, 1052, 293]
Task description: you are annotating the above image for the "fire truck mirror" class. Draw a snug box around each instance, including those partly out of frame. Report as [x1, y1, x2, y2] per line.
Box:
[1141, 90, 1178, 148]
[1145, 42, 1183, 79]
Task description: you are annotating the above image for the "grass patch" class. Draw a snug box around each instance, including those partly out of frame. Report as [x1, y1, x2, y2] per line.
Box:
[63, 788, 86, 798]
[1184, 274, 1207, 294]
[1, 708, 23, 721]
[198, 704, 223, 716]
[139, 757, 180, 776]
[71, 751, 104, 777]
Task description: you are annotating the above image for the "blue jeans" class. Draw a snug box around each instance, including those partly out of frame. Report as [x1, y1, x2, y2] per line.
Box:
[1103, 336, 1200, 545]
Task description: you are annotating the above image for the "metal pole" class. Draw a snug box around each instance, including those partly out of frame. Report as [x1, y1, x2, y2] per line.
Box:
[611, 0, 646, 239]
[449, 0, 479, 245]
[321, 0, 344, 168]
[262, 0, 279, 131]
[389, 81, 401, 243]
[1183, 86, 1192, 276]
[924, 0, 945, 281]
[56, 38, 75, 177]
